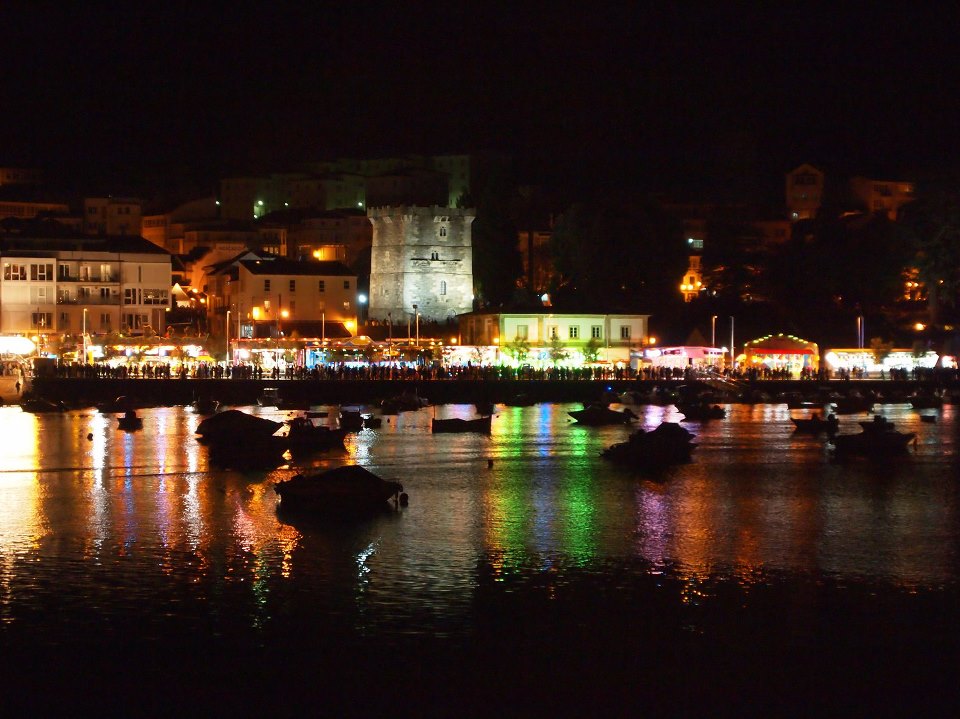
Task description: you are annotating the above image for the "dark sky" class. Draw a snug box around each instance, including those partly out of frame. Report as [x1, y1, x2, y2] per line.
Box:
[4, 3, 960, 200]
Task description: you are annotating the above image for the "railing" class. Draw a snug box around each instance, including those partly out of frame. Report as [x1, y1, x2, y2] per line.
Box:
[56, 296, 122, 305]
[57, 275, 117, 283]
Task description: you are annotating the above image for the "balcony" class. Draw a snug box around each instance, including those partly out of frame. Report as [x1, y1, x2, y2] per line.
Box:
[57, 295, 122, 306]
[57, 274, 117, 283]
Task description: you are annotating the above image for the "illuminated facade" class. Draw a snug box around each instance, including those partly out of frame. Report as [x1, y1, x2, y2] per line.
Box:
[0, 234, 172, 340]
[459, 311, 650, 365]
[235, 257, 358, 336]
[368, 206, 475, 324]
[744, 334, 819, 375]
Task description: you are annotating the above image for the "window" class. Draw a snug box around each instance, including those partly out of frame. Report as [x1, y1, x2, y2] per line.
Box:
[289, 279, 296, 293]
[439, 226, 447, 237]
[343, 280, 350, 290]
[439, 280, 447, 296]
[59, 264, 70, 279]
[32, 312, 52, 328]
[431, 252, 439, 260]
[100, 313, 111, 330]
[549, 325, 558, 339]
[318, 280, 325, 292]
[31, 263, 53, 281]
[123, 313, 146, 330]
[591, 325, 602, 339]
[620, 325, 631, 340]
[100, 287, 110, 299]
[123, 288, 142, 305]
[264, 279, 271, 293]
[60, 312, 69, 328]
[343, 301, 350, 311]
[143, 289, 168, 305]
[568, 325, 579, 339]
[4, 263, 27, 281]
[516, 325, 528, 339]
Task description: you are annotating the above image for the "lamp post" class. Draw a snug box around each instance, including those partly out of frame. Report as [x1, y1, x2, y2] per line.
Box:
[729, 316, 735, 369]
[81, 308, 88, 363]
[226, 309, 231, 364]
[358, 293, 367, 330]
[413, 303, 419, 347]
[711, 315, 717, 347]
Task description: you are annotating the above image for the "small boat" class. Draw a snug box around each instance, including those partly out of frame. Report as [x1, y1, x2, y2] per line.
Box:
[858, 415, 897, 433]
[257, 387, 282, 407]
[339, 409, 365, 431]
[568, 404, 638, 426]
[380, 392, 429, 414]
[117, 410, 143, 431]
[195, 409, 284, 443]
[791, 414, 839, 435]
[20, 398, 66, 413]
[602, 422, 696, 470]
[285, 416, 347, 453]
[830, 429, 916, 457]
[676, 402, 726, 421]
[191, 397, 220, 415]
[274, 465, 404, 515]
[431, 415, 492, 434]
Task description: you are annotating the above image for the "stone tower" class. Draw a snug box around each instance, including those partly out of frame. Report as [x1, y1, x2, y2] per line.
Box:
[368, 205, 475, 324]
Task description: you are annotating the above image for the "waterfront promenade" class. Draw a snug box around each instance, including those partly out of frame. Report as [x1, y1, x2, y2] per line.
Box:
[23, 374, 960, 408]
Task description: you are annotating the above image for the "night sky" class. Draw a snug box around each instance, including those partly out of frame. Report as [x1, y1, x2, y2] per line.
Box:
[5, 4, 960, 200]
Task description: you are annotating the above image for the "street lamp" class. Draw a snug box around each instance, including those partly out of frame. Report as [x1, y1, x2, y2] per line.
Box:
[226, 309, 231, 364]
[711, 315, 717, 347]
[413, 303, 419, 347]
[82, 308, 88, 363]
[358, 293, 367, 328]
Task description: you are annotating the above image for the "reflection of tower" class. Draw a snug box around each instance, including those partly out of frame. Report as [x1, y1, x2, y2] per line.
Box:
[368, 206, 475, 324]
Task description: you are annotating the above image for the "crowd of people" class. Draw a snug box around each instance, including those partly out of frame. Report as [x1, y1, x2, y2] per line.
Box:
[43, 359, 960, 383]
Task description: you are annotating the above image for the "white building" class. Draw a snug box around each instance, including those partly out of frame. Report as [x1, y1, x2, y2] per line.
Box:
[458, 310, 650, 365]
[0, 235, 172, 339]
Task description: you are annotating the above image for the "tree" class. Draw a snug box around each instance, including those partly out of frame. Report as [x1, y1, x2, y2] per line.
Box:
[898, 190, 960, 327]
[870, 337, 894, 365]
[582, 337, 602, 363]
[548, 335, 567, 365]
[504, 336, 530, 363]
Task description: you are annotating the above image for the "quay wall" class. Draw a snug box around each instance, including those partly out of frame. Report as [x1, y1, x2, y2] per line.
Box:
[26, 377, 958, 408]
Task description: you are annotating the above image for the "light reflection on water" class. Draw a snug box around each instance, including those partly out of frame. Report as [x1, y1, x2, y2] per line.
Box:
[0, 401, 957, 637]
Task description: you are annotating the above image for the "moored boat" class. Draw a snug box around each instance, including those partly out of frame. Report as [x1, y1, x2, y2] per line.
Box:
[602, 422, 696, 470]
[285, 416, 347, 453]
[274, 465, 404, 515]
[117, 410, 143, 431]
[830, 429, 916, 457]
[568, 404, 638, 426]
[791, 413, 839, 435]
[431, 415, 492, 434]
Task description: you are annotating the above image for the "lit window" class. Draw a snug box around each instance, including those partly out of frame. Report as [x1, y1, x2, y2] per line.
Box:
[620, 326, 631, 340]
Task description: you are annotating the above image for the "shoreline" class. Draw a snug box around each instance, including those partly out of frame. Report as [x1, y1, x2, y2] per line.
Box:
[23, 375, 960, 408]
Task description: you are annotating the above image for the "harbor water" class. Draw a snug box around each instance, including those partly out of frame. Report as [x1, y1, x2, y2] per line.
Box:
[1, 401, 958, 716]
